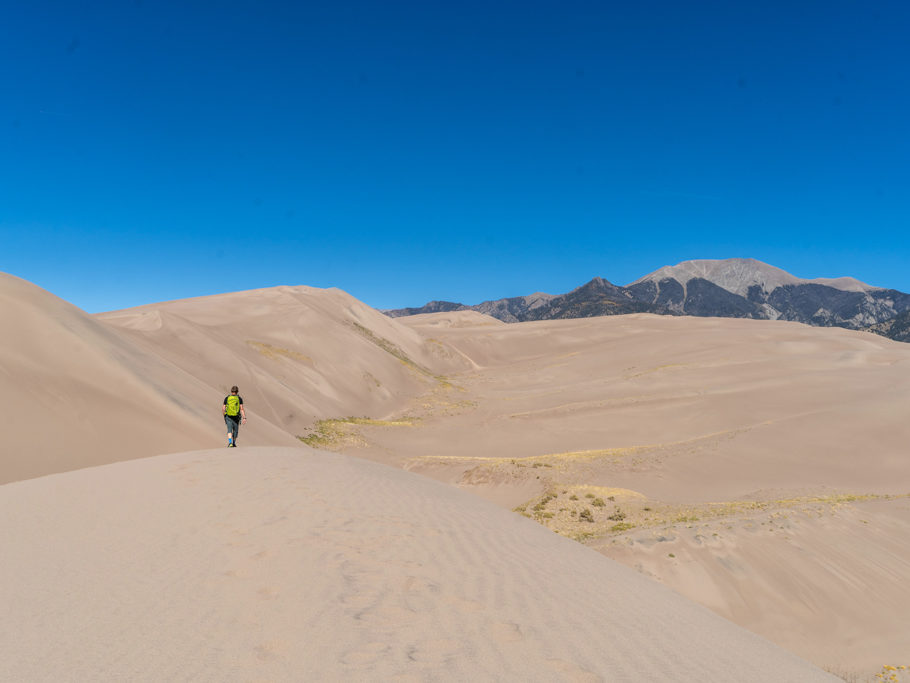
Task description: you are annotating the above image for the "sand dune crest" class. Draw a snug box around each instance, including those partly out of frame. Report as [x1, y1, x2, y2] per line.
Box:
[0, 448, 835, 682]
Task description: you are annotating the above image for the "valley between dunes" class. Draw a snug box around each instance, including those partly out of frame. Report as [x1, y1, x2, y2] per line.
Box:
[3, 271, 908, 681]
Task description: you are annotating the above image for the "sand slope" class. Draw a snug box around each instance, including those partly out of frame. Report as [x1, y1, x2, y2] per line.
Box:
[394, 312, 910, 500]
[0, 273, 297, 483]
[0, 447, 835, 682]
[98, 285, 468, 441]
[5, 276, 908, 676]
[598, 497, 910, 675]
[347, 311, 910, 674]
[1, 275, 467, 484]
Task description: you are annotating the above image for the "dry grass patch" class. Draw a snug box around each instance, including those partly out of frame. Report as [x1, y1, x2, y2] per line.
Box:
[410, 450, 638, 475]
[350, 322, 435, 377]
[411, 379, 476, 418]
[514, 485, 647, 540]
[349, 323, 463, 414]
[515, 488, 906, 544]
[246, 340, 313, 364]
[536, 447, 647, 465]
[299, 416, 418, 449]
[405, 452, 550, 472]
[622, 363, 690, 379]
[826, 664, 910, 683]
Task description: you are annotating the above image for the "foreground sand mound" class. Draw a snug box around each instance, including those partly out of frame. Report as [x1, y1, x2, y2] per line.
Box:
[98, 285, 470, 438]
[0, 273, 296, 483]
[0, 447, 835, 682]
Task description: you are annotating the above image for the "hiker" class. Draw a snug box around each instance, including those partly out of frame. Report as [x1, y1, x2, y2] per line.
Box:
[223, 385, 246, 447]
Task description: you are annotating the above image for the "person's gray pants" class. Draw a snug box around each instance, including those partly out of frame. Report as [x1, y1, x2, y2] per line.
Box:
[224, 415, 240, 443]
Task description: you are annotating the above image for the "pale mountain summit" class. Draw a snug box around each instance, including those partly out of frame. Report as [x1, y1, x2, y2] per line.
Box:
[631, 257, 877, 296]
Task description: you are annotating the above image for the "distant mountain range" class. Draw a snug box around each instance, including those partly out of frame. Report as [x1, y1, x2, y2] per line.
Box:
[866, 310, 910, 343]
[385, 258, 910, 342]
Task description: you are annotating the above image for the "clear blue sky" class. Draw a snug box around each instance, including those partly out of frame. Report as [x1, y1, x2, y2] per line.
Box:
[2, 1, 908, 313]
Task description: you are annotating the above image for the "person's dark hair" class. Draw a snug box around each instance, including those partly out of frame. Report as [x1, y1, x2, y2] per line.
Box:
[231, 385, 239, 393]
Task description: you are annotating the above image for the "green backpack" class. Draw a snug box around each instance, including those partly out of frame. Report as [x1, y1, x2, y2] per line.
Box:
[225, 395, 241, 417]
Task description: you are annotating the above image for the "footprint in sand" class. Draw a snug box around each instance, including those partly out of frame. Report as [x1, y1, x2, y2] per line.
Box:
[340, 587, 381, 611]
[401, 576, 440, 611]
[405, 638, 462, 663]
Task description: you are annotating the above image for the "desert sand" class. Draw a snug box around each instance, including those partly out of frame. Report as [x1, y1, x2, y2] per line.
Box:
[2, 272, 908, 679]
[320, 311, 910, 677]
[0, 448, 836, 682]
[1, 273, 456, 483]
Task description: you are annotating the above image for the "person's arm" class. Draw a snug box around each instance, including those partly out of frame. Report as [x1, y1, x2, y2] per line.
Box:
[240, 400, 247, 422]
[223, 398, 227, 415]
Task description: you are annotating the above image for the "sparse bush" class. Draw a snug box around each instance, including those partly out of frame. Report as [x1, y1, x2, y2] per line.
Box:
[591, 497, 606, 508]
[608, 508, 626, 522]
[533, 493, 557, 512]
[579, 508, 595, 523]
[874, 664, 909, 683]
[569, 494, 579, 501]
[585, 493, 595, 499]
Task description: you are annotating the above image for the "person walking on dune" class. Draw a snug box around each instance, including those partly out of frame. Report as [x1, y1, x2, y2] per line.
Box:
[223, 385, 246, 447]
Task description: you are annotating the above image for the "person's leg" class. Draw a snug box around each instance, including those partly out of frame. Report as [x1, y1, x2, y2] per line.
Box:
[225, 415, 235, 446]
[233, 419, 240, 446]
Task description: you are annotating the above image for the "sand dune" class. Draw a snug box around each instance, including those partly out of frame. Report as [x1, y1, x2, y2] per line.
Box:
[98, 285, 468, 445]
[391, 312, 910, 501]
[598, 497, 910, 675]
[0, 273, 296, 483]
[1, 275, 464, 484]
[0, 447, 836, 682]
[340, 311, 910, 675]
[4, 275, 908, 677]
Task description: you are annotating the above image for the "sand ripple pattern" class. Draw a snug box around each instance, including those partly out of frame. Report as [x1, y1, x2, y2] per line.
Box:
[0, 448, 836, 682]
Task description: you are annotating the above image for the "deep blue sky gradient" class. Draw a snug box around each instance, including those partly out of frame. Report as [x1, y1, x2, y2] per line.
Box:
[2, 1, 908, 312]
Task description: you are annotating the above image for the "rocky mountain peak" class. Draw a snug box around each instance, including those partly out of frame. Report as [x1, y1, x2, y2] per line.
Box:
[631, 258, 876, 297]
